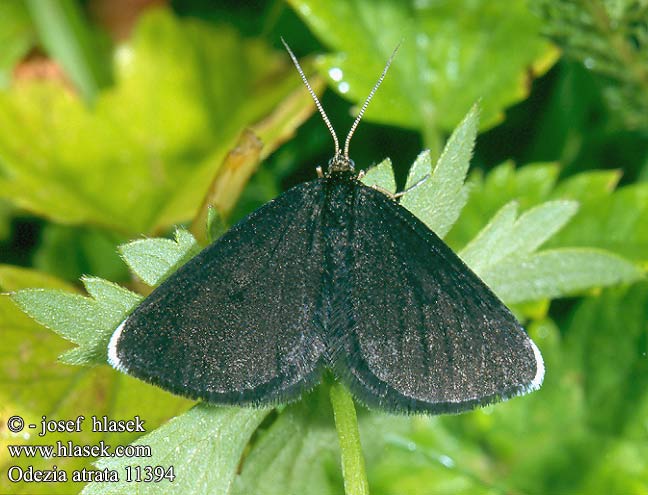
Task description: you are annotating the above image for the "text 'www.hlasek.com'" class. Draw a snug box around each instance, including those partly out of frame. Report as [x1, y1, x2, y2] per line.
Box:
[3, 414, 175, 485]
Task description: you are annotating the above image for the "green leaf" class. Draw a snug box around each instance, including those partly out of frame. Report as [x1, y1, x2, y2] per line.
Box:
[11, 277, 141, 366]
[460, 200, 579, 273]
[479, 248, 643, 304]
[431, 159, 644, 304]
[400, 105, 478, 238]
[548, 180, 648, 264]
[0, 0, 35, 88]
[83, 405, 270, 495]
[453, 164, 648, 265]
[0, 289, 190, 495]
[360, 158, 396, 194]
[234, 392, 342, 495]
[443, 162, 647, 268]
[288, 0, 557, 151]
[10, 227, 199, 367]
[10, 227, 198, 367]
[444, 161, 561, 249]
[459, 201, 518, 271]
[0, 8, 312, 234]
[119, 229, 201, 287]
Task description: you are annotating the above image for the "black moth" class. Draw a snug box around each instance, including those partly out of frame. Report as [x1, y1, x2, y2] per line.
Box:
[109, 40, 544, 414]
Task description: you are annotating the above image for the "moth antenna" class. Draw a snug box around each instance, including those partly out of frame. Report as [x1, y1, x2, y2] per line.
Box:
[343, 41, 401, 160]
[281, 38, 340, 156]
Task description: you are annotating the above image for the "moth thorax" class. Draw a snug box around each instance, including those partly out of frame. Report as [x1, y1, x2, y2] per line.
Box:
[328, 153, 355, 174]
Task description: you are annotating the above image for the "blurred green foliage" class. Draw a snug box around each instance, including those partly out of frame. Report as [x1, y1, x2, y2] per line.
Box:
[0, 9, 305, 235]
[289, 0, 557, 158]
[0, 1, 646, 494]
[532, 0, 648, 131]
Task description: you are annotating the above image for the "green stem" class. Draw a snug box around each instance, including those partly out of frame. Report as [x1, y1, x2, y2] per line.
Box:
[329, 382, 370, 495]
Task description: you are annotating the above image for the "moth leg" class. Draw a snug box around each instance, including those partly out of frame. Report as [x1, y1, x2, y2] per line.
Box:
[392, 173, 431, 198]
[371, 184, 398, 200]
[316, 166, 324, 178]
[356, 170, 366, 180]
[369, 172, 432, 200]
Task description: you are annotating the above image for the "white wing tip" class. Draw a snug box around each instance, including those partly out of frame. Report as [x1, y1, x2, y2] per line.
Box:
[526, 339, 545, 392]
[107, 319, 129, 373]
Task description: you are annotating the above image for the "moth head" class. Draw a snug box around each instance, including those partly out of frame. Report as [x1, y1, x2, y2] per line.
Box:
[327, 152, 355, 174]
[281, 37, 400, 178]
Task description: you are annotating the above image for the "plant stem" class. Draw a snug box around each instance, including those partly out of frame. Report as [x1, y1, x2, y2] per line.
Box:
[329, 382, 370, 495]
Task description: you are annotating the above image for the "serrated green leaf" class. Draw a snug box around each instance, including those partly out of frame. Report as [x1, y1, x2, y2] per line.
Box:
[360, 158, 396, 194]
[12, 291, 102, 345]
[480, 248, 643, 304]
[82, 277, 141, 316]
[404, 150, 432, 186]
[234, 394, 341, 495]
[83, 405, 269, 495]
[445, 162, 647, 270]
[505, 200, 580, 255]
[0, 292, 190, 495]
[400, 105, 478, 238]
[11, 278, 141, 365]
[0, 8, 311, 234]
[444, 161, 561, 250]
[119, 229, 200, 287]
[461, 200, 579, 274]
[288, 0, 557, 141]
[459, 201, 519, 271]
